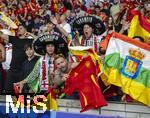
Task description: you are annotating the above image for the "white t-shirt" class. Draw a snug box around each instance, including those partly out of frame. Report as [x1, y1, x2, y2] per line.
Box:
[83, 35, 102, 52]
[60, 23, 71, 34]
[2, 43, 12, 70]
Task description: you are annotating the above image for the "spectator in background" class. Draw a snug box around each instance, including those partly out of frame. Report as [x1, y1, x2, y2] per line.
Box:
[65, 9, 75, 24]
[2, 43, 12, 71]
[84, 0, 94, 8]
[43, 19, 69, 58]
[0, 43, 6, 93]
[0, 25, 35, 93]
[59, 14, 72, 34]
[133, 36, 145, 43]
[2, 43, 12, 93]
[95, 5, 101, 16]
[32, 15, 43, 35]
[25, 14, 34, 32]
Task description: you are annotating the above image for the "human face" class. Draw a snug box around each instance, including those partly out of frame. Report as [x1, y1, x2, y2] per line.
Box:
[65, 10, 71, 17]
[83, 24, 93, 39]
[98, 1, 103, 8]
[95, 8, 100, 14]
[60, 15, 66, 23]
[46, 23, 54, 32]
[144, 2, 150, 11]
[46, 44, 55, 56]
[25, 47, 34, 59]
[17, 25, 26, 36]
[55, 57, 67, 72]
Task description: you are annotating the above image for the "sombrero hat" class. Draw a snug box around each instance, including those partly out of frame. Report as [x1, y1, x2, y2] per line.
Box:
[33, 34, 59, 55]
[73, 16, 106, 35]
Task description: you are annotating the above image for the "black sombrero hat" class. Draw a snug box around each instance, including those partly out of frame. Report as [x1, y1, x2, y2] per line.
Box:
[73, 16, 106, 35]
[33, 34, 59, 55]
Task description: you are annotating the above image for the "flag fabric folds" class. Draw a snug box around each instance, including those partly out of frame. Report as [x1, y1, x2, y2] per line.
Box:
[104, 32, 150, 106]
[69, 46, 102, 71]
[25, 59, 40, 93]
[69, 46, 109, 85]
[46, 88, 58, 111]
[64, 55, 107, 112]
[0, 12, 18, 29]
[128, 14, 150, 44]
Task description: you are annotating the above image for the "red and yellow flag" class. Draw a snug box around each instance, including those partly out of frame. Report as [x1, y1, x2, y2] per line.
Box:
[69, 46, 109, 85]
[128, 14, 150, 44]
[46, 88, 58, 111]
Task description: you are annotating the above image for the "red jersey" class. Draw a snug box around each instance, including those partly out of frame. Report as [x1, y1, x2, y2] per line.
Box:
[64, 56, 107, 112]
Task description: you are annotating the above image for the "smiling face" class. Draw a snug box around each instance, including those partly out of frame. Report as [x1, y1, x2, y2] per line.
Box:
[55, 57, 68, 73]
[83, 24, 93, 39]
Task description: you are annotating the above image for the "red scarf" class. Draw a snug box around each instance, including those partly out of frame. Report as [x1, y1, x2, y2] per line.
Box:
[42, 56, 46, 80]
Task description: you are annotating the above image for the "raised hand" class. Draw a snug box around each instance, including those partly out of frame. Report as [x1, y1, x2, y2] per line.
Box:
[50, 16, 58, 25]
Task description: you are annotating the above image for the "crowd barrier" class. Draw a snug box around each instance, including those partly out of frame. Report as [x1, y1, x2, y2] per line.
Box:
[50, 111, 121, 118]
[0, 105, 121, 118]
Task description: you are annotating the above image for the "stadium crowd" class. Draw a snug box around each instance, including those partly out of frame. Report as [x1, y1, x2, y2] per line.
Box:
[0, 0, 149, 103]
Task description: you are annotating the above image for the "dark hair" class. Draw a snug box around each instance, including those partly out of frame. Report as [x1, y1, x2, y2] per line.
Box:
[18, 24, 27, 31]
[95, 5, 100, 9]
[24, 43, 33, 51]
[45, 43, 57, 54]
[83, 23, 93, 29]
[82, 23, 94, 34]
[45, 18, 55, 25]
[100, 9, 110, 16]
[133, 36, 144, 42]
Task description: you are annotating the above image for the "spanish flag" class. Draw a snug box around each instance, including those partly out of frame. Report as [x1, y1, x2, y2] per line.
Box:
[104, 32, 150, 106]
[69, 46, 101, 67]
[69, 46, 109, 85]
[46, 88, 58, 111]
[128, 13, 150, 44]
